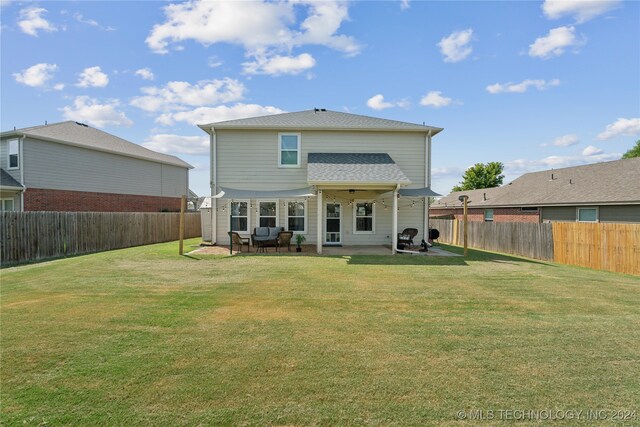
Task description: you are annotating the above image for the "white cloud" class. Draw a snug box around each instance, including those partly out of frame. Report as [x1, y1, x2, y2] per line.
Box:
[597, 118, 640, 140]
[145, 0, 360, 75]
[542, 0, 621, 23]
[437, 29, 473, 63]
[528, 26, 584, 59]
[366, 94, 409, 111]
[547, 134, 579, 147]
[61, 96, 133, 128]
[400, 0, 410, 10]
[208, 56, 223, 68]
[73, 12, 98, 27]
[243, 53, 316, 76]
[420, 91, 453, 108]
[156, 103, 285, 126]
[130, 78, 245, 113]
[486, 78, 560, 94]
[505, 152, 621, 175]
[432, 166, 464, 178]
[142, 134, 209, 155]
[367, 94, 394, 110]
[53, 83, 65, 91]
[13, 63, 57, 87]
[135, 68, 155, 81]
[582, 145, 604, 156]
[18, 7, 57, 36]
[76, 66, 109, 88]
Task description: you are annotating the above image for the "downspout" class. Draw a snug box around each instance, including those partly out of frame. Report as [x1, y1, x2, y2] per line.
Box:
[423, 129, 432, 241]
[19, 136, 25, 211]
[210, 127, 217, 244]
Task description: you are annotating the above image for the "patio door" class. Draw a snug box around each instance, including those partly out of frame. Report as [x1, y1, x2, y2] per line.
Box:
[325, 203, 341, 245]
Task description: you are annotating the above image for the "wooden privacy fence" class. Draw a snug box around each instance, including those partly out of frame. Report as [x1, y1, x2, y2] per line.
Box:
[430, 219, 554, 261]
[1, 211, 201, 266]
[429, 219, 639, 275]
[552, 222, 640, 275]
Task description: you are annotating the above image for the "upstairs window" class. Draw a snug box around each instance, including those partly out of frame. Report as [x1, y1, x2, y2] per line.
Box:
[278, 133, 300, 167]
[8, 139, 19, 169]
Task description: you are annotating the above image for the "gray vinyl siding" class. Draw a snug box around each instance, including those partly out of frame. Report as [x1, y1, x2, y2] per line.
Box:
[0, 137, 22, 182]
[599, 205, 640, 223]
[541, 206, 576, 222]
[214, 129, 428, 245]
[22, 137, 188, 197]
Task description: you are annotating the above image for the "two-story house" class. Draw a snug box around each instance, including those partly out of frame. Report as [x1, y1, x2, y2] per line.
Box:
[198, 109, 442, 254]
[0, 121, 192, 212]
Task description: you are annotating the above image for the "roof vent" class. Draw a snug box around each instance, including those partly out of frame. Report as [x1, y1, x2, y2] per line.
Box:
[321, 108, 326, 112]
[550, 172, 555, 180]
[483, 193, 487, 201]
[75, 122, 89, 127]
[569, 178, 574, 184]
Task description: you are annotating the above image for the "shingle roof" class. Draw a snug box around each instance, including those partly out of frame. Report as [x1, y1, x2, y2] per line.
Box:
[199, 109, 442, 134]
[1, 121, 192, 169]
[432, 158, 640, 208]
[0, 168, 23, 189]
[307, 153, 411, 185]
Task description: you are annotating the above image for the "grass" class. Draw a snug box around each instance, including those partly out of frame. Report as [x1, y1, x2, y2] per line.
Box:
[1, 239, 639, 426]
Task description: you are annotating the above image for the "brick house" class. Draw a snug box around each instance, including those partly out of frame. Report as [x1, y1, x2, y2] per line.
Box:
[430, 158, 640, 223]
[0, 121, 192, 212]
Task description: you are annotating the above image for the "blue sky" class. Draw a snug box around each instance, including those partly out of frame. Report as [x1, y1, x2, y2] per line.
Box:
[1, 0, 639, 196]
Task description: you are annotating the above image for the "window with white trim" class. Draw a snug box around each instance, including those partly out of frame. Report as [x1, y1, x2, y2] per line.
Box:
[484, 209, 494, 222]
[1, 198, 15, 212]
[230, 200, 249, 232]
[577, 207, 598, 222]
[278, 133, 301, 167]
[258, 201, 278, 227]
[354, 202, 374, 233]
[286, 200, 306, 233]
[8, 139, 19, 169]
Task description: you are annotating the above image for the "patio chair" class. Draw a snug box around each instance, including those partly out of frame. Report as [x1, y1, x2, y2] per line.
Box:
[397, 228, 418, 247]
[276, 231, 293, 252]
[228, 231, 249, 253]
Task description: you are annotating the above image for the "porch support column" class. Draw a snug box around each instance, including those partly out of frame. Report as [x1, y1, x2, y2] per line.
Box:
[316, 189, 323, 254]
[391, 185, 399, 254]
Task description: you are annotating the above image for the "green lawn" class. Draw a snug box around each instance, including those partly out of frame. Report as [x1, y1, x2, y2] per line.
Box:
[2, 240, 639, 426]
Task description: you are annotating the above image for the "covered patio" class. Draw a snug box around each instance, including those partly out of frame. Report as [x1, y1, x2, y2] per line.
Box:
[203, 152, 441, 255]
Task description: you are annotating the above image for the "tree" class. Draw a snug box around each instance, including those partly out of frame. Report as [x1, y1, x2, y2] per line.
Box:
[452, 161, 505, 192]
[622, 140, 640, 159]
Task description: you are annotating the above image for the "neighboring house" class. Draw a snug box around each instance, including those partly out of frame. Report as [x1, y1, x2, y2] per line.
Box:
[0, 121, 192, 212]
[430, 158, 640, 223]
[198, 109, 442, 254]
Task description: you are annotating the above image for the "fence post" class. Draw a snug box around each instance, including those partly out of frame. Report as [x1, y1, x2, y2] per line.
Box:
[179, 195, 186, 255]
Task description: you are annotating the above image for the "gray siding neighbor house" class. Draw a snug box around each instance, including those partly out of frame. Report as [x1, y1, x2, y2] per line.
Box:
[430, 158, 640, 223]
[0, 121, 192, 212]
[198, 109, 442, 254]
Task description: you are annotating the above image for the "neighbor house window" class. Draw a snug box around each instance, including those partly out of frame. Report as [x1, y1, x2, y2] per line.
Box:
[286, 200, 306, 233]
[230, 200, 249, 232]
[1, 199, 15, 212]
[354, 202, 374, 233]
[278, 133, 301, 167]
[258, 201, 278, 227]
[484, 209, 494, 222]
[8, 139, 19, 169]
[577, 207, 598, 222]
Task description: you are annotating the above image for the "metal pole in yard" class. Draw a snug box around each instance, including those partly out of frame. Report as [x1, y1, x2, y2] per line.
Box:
[179, 195, 186, 255]
[458, 195, 469, 257]
[229, 199, 233, 255]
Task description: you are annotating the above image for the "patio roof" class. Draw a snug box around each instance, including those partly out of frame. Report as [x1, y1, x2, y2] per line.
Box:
[0, 169, 24, 191]
[307, 153, 411, 186]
